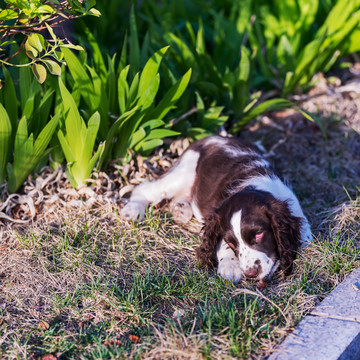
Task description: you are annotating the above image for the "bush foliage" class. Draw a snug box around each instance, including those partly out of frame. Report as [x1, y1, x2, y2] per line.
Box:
[0, 0, 359, 191]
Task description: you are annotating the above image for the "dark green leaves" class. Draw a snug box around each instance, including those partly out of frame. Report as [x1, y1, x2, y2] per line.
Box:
[7, 113, 60, 193]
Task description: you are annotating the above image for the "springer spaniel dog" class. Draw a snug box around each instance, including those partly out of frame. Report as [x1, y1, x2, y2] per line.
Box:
[121, 136, 312, 283]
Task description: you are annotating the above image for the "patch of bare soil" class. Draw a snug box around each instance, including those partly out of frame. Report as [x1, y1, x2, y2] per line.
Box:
[238, 64, 360, 237]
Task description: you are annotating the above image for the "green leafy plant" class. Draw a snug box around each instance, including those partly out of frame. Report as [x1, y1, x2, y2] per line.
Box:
[109, 45, 188, 160]
[57, 78, 104, 188]
[22, 29, 65, 84]
[61, 23, 192, 169]
[250, 0, 360, 96]
[6, 112, 59, 193]
[0, 64, 60, 192]
[147, 10, 314, 132]
[0, 0, 100, 82]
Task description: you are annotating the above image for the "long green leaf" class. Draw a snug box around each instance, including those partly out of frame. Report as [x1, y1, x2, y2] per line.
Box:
[33, 112, 60, 159]
[0, 103, 12, 184]
[143, 128, 180, 140]
[82, 111, 100, 165]
[118, 65, 130, 113]
[149, 68, 192, 120]
[57, 129, 75, 163]
[134, 138, 163, 153]
[138, 46, 169, 107]
[107, 54, 117, 113]
[96, 106, 139, 170]
[129, 5, 140, 78]
[31, 89, 54, 136]
[19, 62, 32, 112]
[8, 114, 59, 193]
[3, 67, 17, 129]
[85, 143, 104, 183]
[234, 99, 294, 131]
[128, 127, 146, 149]
[62, 47, 100, 110]
[79, 20, 107, 82]
[58, 78, 83, 155]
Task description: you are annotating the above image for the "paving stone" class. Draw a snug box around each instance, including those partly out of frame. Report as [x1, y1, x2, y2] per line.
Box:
[269, 316, 360, 360]
[269, 267, 360, 359]
[311, 267, 360, 322]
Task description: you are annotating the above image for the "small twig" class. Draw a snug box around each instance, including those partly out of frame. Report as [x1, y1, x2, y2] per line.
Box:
[0, 38, 26, 64]
[168, 107, 198, 126]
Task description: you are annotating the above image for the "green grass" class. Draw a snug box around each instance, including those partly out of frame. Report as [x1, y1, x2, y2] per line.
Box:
[1, 202, 359, 359]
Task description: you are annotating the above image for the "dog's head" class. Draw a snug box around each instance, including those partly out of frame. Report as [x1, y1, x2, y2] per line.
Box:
[196, 189, 302, 280]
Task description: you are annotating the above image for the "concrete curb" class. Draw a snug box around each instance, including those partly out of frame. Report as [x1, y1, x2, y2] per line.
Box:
[269, 267, 360, 360]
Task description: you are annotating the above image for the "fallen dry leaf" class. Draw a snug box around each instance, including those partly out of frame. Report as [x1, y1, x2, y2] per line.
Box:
[129, 334, 141, 344]
[37, 321, 50, 330]
[0, 245, 9, 251]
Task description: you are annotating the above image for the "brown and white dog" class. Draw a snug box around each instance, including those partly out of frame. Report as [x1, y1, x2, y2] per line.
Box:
[121, 136, 312, 282]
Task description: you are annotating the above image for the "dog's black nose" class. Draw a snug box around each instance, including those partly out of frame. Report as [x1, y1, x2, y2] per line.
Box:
[244, 265, 261, 279]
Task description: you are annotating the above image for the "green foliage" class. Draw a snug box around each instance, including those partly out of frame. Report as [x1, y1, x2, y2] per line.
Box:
[57, 78, 104, 188]
[144, 3, 321, 131]
[250, 0, 360, 96]
[154, 18, 254, 118]
[0, 0, 99, 82]
[0, 65, 59, 191]
[0, 24, 192, 190]
[6, 112, 59, 193]
[1, 0, 360, 192]
[61, 28, 191, 169]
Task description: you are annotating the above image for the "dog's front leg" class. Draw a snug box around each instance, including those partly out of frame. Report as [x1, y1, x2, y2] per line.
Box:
[216, 239, 243, 283]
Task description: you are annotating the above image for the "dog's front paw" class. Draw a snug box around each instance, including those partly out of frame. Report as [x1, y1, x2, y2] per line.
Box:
[217, 258, 243, 283]
[120, 201, 146, 221]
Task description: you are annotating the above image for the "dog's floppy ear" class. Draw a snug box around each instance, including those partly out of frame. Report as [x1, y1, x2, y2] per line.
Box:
[196, 212, 222, 268]
[266, 199, 302, 276]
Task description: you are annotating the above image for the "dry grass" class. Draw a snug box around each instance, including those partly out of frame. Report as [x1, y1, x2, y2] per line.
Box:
[1, 207, 357, 359]
[0, 65, 360, 359]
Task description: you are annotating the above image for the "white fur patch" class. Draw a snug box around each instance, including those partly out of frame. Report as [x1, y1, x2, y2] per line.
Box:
[121, 150, 200, 221]
[241, 175, 313, 245]
[191, 200, 203, 223]
[216, 238, 243, 283]
[230, 210, 277, 280]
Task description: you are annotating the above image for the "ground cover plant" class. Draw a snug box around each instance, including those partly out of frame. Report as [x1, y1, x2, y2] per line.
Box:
[1, 0, 360, 358]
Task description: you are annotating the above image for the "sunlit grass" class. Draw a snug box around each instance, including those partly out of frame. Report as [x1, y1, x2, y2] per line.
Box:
[1, 199, 359, 359]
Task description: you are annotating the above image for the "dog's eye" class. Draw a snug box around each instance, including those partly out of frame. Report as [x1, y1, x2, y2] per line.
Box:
[254, 232, 264, 243]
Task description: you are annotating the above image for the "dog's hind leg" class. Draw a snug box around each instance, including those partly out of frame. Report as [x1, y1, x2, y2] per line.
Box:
[120, 149, 200, 221]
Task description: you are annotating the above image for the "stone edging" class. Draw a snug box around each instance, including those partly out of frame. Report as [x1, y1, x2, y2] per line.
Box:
[269, 267, 360, 360]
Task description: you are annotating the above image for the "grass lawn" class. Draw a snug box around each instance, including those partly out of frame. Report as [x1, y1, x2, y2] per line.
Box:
[1, 202, 359, 359]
